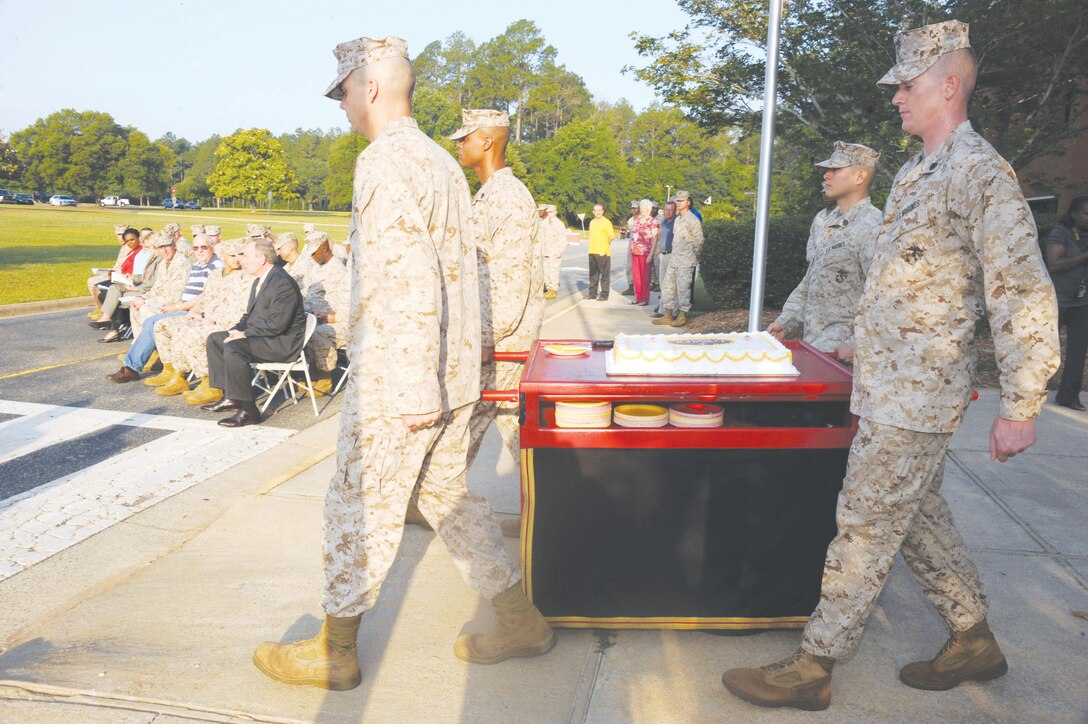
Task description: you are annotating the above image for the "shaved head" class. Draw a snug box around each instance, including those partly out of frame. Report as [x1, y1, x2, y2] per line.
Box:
[351, 56, 415, 101]
[934, 47, 977, 100]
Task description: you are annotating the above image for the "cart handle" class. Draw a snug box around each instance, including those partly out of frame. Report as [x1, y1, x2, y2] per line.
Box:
[482, 389, 519, 403]
[493, 351, 530, 362]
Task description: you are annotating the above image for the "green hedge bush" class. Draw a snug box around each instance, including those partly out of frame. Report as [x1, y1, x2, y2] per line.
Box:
[699, 215, 813, 310]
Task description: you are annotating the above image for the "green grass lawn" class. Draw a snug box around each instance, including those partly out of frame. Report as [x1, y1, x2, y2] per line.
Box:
[0, 204, 351, 305]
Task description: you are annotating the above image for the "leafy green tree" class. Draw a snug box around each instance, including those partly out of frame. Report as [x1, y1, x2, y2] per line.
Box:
[414, 32, 478, 106]
[465, 20, 557, 142]
[119, 130, 175, 203]
[175, 135, 220, 201]
[10, 109, 130, 200]
[279, 128, 336, 209]
[207, 129, 300, 207]
[521, 62, 594, 141]
[522, 118, 632, 223]
[157, 132, 192, 157]
[0, 134, 24, 184]
[324, 133, 369, 211]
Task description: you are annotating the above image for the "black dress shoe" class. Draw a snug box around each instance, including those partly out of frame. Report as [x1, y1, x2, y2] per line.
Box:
[1057, 400, 1087, 411]
[98, 331, 122, 343]
[218, 409, 262, 427]
[88, 319, 111, 329]
[202, 398, 242, 413]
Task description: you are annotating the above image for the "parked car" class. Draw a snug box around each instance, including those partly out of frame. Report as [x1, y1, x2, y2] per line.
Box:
[49, 194, 78, 206]
[99, 195, 131, 207]
[180, 200, 202, 210]
[31, 192, 51, 204]
[0, 188, 15, 204]
[162, 198, 177, 209]
[12, 193, 34, 205]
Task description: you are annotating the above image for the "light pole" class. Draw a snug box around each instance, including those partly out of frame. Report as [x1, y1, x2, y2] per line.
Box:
[665, 184, 673, 202]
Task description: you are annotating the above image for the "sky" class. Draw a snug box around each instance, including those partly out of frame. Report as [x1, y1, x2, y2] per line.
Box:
[0, 0, 693, 143]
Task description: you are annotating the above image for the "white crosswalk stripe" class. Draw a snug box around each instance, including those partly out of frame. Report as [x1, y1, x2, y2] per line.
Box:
[0, 401, 294, 581]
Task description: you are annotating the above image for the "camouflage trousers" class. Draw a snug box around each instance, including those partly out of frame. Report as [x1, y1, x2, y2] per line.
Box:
[156, 317, 222, 377]
[466, 359, 524, 469]
[305, 322, 348, 372]
[322, 403, 520, 617]
[544, 254, 563, 292]
[130, 301, 166, 339]
[802, 418, 988, 660]
[660, 261, 695, 313]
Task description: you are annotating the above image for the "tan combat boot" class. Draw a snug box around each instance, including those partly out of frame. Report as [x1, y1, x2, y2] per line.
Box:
[182, 376, 210, 403]
[652, 309, 674, 325]
[454, 583, 555, 664]
[670, 311, 687, 327]
[142, 349, 161, 373]
[143, 363, 176, 387]
[156, 369, 192, 396]
[252, 615, 362, 690]
[186, 382, 223, 406]
[722, 649, 834, 711]
[309, 376, 333, 398]
[899, 619, 1008, 690]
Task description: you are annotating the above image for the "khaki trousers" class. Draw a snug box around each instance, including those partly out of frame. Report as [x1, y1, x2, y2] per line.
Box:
[802, 418, 988, 659]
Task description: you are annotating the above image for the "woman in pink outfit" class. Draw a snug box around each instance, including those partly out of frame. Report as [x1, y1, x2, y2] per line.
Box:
[628, 199, 659, 306]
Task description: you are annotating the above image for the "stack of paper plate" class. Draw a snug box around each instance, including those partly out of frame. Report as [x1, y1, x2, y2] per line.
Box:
[669, 403, 724, 428]
[544, 343, 592, 357]
[613, 404, 669, 428]
[555, 401, 613, 428]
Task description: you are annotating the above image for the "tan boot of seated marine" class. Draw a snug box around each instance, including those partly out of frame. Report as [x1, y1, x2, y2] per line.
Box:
[143, 363, 176, 387]
[651, 309, 674, 325]
[309, 376, 333, 398]
[670, 310, 688, 327]
[156, 369, 192, 396]
[454, 583, 555, 665]
[182, 376, 210, 403]
[722, 649, 834, 711]
[253, 615, 362, 690]
[899, 619, 1008, 691]
[186, 381, 223, 406]
[142, 349, 161, 373]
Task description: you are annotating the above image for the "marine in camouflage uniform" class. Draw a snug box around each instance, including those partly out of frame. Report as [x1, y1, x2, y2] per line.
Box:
[770, 142, 882, 353]
[540, 204, 567, 297]
[129, 238, 192, 338]
[253, 39, 551, 692]
[300, 231, 351, 379]
[450, 108, 545, 466]
[656, 189, 704, 326]
[723, 20, 1061, 711]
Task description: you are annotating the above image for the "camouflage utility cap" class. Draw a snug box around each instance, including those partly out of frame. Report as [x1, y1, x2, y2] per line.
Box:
[303, 223, 316, 233]
[547, 204, 557, 214]
[816, 141, 880, 169]
[304, 230, 329, 244]
[246, 223, 271, 239]
[114, 224, 127, 235]
[273, 231, 297, 249]
[449, 109, 510, 140]
[674, 190, 691, 202]
[190, 224, 205, 235]
[878, 20, 970, 89]
[152, 232, 174, 248]
[205, 225, 222, 236]
[221, 238, 246, 255]
[162, 222, 180, 235]
[324, 35, 409, 100]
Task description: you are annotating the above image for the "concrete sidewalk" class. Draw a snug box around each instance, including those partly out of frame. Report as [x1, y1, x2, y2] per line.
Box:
[1, 284, 1087, 722]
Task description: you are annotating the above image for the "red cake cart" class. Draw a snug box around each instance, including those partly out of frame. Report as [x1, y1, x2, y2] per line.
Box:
[486, 340, 856, 630]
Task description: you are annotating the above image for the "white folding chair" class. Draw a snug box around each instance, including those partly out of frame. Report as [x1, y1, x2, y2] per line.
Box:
[332, 357, 352, 395]
[250, 313, 319, 416]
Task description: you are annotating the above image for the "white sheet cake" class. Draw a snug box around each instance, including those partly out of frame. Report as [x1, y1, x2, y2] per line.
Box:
[605, 332, 800, 376]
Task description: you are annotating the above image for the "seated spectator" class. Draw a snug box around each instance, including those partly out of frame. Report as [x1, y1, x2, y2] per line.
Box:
[150, 238, 252, 399]
[205, 225, 222, 253]
[126, 234, 199, 339]
[86, 225, 134, 319]
[88, 228, 142, 328]
[163, 222, 193, 260]
[92, 229, 164, 332]
[300, 231, 350, 395]
[106, 235, 223, 382]
[201, 239, 306, 427]
[274, 232, 313, 288]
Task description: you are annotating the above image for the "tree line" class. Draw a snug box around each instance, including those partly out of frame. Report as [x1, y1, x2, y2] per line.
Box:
[2, 8, 1083, 224]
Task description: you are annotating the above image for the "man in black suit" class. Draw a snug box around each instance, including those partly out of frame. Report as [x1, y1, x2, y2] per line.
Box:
[202, 239, 307, 427]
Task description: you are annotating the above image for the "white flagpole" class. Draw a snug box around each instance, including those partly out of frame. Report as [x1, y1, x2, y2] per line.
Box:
[748, 0, 784, 332]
